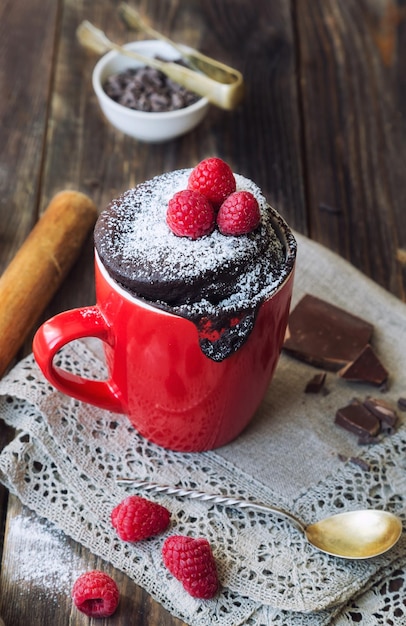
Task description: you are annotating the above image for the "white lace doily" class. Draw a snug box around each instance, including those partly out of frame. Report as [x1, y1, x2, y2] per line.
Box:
[0, 233, 405, 626]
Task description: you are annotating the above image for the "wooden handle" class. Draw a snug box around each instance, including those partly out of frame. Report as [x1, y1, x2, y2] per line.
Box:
[0, 190, 98, 378]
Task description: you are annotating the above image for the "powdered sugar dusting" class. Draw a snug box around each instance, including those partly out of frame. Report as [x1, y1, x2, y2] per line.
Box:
[94, 167, 296, 360]
[118, 171, 268, 276]
[96, 170, 291, 311]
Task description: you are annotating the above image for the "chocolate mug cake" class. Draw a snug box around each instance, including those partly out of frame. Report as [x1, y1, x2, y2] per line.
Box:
[94, 158, 296, 361]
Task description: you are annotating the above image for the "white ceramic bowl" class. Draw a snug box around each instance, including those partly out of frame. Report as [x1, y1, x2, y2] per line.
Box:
[92, 40, 210, 142]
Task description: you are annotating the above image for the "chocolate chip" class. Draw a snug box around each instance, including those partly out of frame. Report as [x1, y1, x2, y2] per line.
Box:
[357, 433, 384, 445]
[304, 372, 326, 393]
[349, 456, 370, 471]
[337, 453, 370, 470]
[397, 397, 406, 411]
[103, 62, 200, 113]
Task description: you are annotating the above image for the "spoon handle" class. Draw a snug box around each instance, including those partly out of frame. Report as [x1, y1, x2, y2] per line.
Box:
[116, 478, 305, 533]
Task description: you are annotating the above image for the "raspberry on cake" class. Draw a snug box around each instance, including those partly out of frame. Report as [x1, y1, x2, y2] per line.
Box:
[187, 157, 236, 207]
[217, 190, 261, 235]
[166, 189, 215, 239]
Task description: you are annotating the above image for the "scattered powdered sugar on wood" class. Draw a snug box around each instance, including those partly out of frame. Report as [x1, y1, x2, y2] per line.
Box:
[5, 512, 85, 604]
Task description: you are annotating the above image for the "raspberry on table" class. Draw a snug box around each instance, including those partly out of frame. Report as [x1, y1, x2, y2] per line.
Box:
[217, 190, 261, 235]
[162, 535, 219, 599]
[111, 495, 171, 542]
[72, 570, 119, 618]
[166, 189, 215, 239]
[187, 157, 236, 208]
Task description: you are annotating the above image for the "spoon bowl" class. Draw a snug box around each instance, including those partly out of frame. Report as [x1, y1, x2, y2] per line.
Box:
[305, 509, 402, 559]
[116, 478, 403, 559]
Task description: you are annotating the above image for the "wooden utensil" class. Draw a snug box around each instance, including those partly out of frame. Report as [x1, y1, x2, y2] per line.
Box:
[77, 20, 244, 110]
[118, 3, 241, 85]
[0, 190, 98, 378]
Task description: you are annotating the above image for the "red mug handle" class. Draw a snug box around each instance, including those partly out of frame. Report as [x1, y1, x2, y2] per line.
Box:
[33, 307, 124, 413]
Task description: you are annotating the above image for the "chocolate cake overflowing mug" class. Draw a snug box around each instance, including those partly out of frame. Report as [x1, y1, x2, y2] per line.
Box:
[33, 158, 296, 451]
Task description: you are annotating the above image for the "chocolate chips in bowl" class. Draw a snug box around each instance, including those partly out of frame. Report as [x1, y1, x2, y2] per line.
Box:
[103, 62, 201, 113]
[92, 40, 210, 142]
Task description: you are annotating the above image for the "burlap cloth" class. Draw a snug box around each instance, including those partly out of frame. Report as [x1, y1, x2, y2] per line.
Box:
[0, 232, 405, 625]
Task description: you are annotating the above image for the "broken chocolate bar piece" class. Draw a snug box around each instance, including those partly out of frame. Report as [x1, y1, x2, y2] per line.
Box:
[338, 345, 388, 386]
[363, 397, 398, 427]
[305, 372, 326, 393]
[357, 432, 384, 445]
[283, 294, 374, 371]
[335, 401, 380, 438]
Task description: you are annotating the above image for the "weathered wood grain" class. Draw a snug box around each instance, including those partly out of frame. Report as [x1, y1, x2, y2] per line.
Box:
[294, 0, 406, 299]
[0, 0, 59, 263]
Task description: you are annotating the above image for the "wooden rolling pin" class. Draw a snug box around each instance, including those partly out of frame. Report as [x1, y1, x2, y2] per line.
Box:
[0, 190, 98, 378]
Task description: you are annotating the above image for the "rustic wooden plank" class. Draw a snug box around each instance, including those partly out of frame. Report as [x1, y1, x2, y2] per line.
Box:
[201, 0, 307, 232]
[294, 0, 406, 299]
[0, 0, 59, 265]
[0, 3, 61, 625]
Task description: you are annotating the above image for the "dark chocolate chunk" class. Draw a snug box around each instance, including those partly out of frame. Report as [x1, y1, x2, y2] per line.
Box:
[349, 456, 370, 471]
[363, 397, 398, 427]
[338, 345, 388, 386]
[283, 294, 374, 371]
[304, 372, 326, 393]
[357, 433, 384, 445]
[397, 397, 406, 411]
[335, 401, 380, 438]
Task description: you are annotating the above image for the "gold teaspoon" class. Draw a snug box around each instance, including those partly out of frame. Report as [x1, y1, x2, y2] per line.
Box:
[116, 478, 402, 559]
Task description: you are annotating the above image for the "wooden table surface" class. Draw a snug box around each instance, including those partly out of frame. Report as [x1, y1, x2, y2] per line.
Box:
[0, 0, 405, 624]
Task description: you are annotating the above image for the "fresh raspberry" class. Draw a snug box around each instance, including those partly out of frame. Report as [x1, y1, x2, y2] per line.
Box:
[162, 535, 219, 599]
[187, 157, 236, 208]
[72, 570, 119, 618]
[111, 495, 170, 542]
[166, 189, 215, 239]
[217, 190, 261, 235]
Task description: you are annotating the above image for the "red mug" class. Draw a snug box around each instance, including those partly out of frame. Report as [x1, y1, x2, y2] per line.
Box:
[33, 234, 296, 452]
